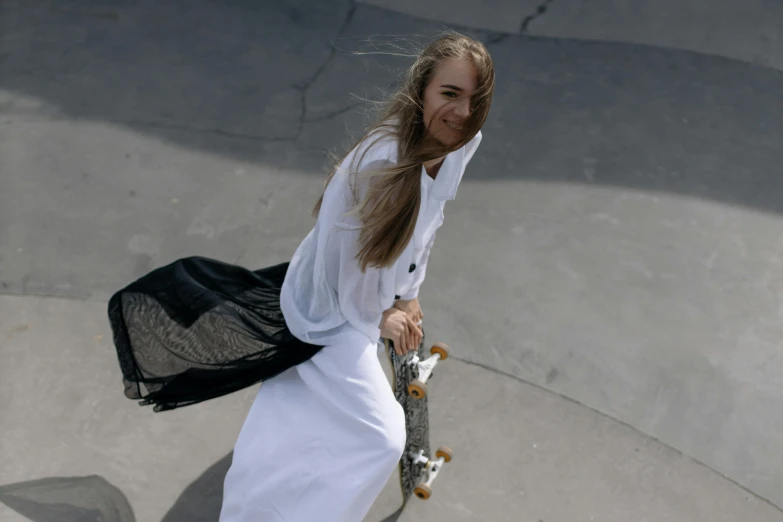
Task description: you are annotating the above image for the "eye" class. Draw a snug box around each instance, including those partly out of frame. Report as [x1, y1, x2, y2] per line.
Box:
[442, 91, 458, 98]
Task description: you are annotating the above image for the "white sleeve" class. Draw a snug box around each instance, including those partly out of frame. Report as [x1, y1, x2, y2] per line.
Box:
[400, 230, 437, 301]
[328, 224, 386, 343]
[325, 159, 394, 343]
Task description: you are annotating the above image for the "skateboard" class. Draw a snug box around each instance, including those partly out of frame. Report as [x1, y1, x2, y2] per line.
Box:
[383, 324, 453, 507]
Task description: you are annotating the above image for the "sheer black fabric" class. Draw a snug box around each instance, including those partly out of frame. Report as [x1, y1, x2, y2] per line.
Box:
[107, 256, 323, 412]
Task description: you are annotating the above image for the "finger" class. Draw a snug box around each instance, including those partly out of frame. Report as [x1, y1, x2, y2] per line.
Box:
[409, 315, 420, 332]
[390, 337, 400, 356]
[407, 317, 419, 351]
[400, 324, 409, 355]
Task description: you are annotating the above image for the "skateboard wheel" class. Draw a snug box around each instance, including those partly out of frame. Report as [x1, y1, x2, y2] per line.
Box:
[408, 379, 427, 399]
[414, 484, 432, 500]
[436, 446, 454, 463]
[430, 342, 449, 360]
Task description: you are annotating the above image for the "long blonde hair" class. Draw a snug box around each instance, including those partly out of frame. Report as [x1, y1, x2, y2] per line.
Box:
[312, 32, 495, 272]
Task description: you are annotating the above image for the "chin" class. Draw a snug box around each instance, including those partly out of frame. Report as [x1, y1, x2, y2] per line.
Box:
[431, 128, 463, 148]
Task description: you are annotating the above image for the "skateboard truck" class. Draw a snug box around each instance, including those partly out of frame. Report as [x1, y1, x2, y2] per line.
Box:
[411, 446, 454, 500]
[382, 325, 455, 512]
[407, 342, 449, 399]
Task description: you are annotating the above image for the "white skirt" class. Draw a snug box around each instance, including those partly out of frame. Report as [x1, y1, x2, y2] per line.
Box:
[219, 331, 406, 522]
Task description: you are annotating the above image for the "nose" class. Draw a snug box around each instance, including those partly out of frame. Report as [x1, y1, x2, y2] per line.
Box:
[453, 97, 470, 119]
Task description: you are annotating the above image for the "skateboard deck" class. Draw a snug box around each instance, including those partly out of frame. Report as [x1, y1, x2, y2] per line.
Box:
[385, 333, 431, 506]
[381, 325, 452, 515]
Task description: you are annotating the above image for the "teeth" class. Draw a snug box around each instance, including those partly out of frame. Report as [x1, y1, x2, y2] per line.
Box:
[445, 121, 464, 131]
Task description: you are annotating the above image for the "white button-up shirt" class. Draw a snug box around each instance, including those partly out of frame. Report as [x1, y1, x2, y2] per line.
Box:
[281, 130, 482, 346]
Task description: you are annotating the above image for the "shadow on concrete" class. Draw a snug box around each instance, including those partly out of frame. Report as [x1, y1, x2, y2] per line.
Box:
[1, 0, 781, 213]
[0, 454, 231, 522]
[159, 451, 407, 522]
[2, 0, 783, 514]
[0, 455, 232, 522]
[0, 453, 423, 522]
[161, 452, 232, 522]
[0, 475, 135, 522]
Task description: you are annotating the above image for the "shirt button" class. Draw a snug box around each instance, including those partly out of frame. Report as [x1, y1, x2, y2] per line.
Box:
[409, 264, 416, 273]
[394, 295, 400, 300]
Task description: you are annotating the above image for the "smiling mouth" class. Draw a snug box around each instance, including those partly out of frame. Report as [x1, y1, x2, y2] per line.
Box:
[444, 120, 465, 131]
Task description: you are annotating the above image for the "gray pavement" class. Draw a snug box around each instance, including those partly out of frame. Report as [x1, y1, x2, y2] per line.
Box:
[364, 0, 783, 70]
[1, 1, 782, 521]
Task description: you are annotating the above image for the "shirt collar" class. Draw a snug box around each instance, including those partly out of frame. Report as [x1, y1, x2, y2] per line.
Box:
[429, 148, 464, 201]
[429, 131, 481, 201]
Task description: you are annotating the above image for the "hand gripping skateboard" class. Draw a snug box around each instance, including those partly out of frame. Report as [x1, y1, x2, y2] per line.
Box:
[383, 323, 453, 506]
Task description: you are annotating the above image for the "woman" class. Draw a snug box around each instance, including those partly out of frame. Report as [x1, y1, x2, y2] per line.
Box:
[218, 33, 494, 521]
[107, 31, 493, 522]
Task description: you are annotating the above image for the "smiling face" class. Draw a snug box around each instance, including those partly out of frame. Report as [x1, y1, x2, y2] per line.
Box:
[421, 57, 478, 149]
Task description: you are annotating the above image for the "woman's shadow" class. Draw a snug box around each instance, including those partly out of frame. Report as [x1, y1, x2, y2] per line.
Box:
[160, 453, 232, 522]
[161, 451, 404, 522]
[0, 454, 232, 522]
[0, 451, 402, 522]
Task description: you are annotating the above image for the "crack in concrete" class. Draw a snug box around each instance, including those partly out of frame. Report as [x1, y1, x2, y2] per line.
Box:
[5, 114, 297, 142]
[448, 353, 783, 511]
[486, 33, 509, 45]
[1, 278, 781, 512]
[304, 102, 362, 124]
[119, 117, 296, 142]
[520, 0, 557, 34]
[295, 2, 358, 141]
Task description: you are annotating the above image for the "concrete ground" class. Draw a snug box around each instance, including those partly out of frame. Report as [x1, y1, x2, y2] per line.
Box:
[1, 1, 782, 521]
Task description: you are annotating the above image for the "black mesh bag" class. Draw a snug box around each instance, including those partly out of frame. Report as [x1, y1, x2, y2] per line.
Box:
[107, 256, 323, 412]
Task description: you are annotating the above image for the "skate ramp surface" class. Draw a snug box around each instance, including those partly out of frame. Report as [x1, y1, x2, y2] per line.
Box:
[1, 1, 782, 520]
